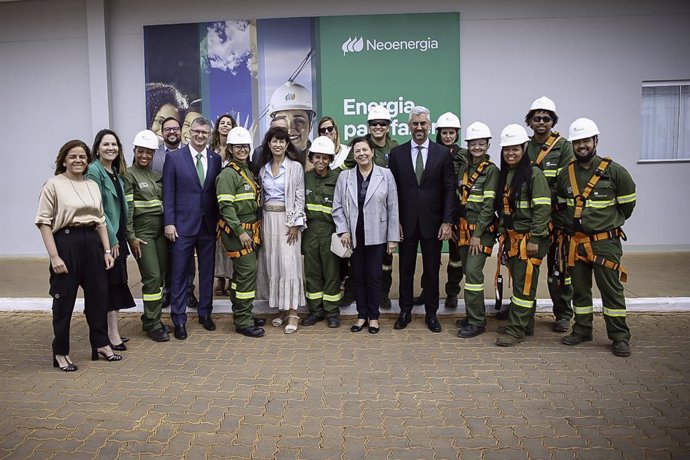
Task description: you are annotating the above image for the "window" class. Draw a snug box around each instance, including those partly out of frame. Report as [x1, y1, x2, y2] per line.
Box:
[640, 81, 690, 162]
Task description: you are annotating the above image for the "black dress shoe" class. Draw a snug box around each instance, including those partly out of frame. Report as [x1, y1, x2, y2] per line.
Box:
[301, 314, 325, 326]
[198, 315, 216, 331]
[174, 324, 188, 340]
[120, 336, 130, 343]
[187, 293, 199, 309]
[147, 328, 170, 342]
[426, 316, 442, 333]
[236, 326, 265, 337]
[351, 320, 368, 332]
[393, 312, 412, 330]
[253, 317, 266, 327]
[160, 323, 172, 333]
[110, 342, 127, 351]
[458, 324, 486, 338]
[327, 317, 340, 328]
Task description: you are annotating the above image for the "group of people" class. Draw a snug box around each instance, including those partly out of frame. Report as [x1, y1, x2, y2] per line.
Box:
[36, 95, 637, 372]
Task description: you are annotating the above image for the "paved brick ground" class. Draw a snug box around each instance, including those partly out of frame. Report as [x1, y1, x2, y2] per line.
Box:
[0, 311, 688, 459]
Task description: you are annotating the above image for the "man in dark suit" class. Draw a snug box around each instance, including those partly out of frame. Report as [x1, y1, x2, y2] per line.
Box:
[388, 106, 457, 332]
[163, 116, 221, 339]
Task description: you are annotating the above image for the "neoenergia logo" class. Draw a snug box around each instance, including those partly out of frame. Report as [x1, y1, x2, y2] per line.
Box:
[342, 37, 364, 55]
[342, 36, 440, 56]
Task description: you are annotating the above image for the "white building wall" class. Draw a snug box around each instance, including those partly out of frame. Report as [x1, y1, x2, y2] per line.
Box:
[1, 0, 689, 255]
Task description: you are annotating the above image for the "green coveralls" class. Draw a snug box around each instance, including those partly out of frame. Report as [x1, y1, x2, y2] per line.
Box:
[527, 133, 574, 321]
[216, 161, 260, 330]
[457, 154, 498, 326]
[303, 169, 341, 318]
[499, 166, 551, 339]
[444, 146, 468, 297]
[342, 135, 399, 302]
[124, 164, 167, 333]
[556, 156, 636, 341]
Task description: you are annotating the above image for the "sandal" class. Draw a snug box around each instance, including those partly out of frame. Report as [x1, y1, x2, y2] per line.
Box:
[272, 315, 285, 327]
[284, 315, 300, 334]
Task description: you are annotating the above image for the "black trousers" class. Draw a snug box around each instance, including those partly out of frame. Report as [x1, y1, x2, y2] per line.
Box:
[50, 227, 110, 355]
[351, 243, 386, 320]
[398, 225, 442, 316]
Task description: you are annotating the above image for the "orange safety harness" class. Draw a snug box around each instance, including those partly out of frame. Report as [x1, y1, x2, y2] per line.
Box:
[566, 158, 628, 282]
[457, 161, 495, 254]
[494, 183, 543, 297]
[217, 162, 261, 259]
[533, 132, 562, 166]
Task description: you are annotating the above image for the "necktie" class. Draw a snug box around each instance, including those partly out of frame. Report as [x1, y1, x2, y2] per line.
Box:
[195, 153, 205, 184]
[415, 145, 424, 185]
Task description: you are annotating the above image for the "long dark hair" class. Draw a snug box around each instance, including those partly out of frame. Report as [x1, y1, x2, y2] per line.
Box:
[257, 127, 302, 167]
[92, 129, 126, 174]
[496, 145, 532, 215]
[435, 127, 459, 147]
[210, 113, 237, 152]
[55, 140, 91, 175]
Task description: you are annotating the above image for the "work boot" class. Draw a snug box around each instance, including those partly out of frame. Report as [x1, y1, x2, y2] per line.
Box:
[552, 319, 570, 332]
[497, 325, 533, 336]
[561, 333, 593, 346]
[496, 335, 524, 347]
[445, 295, 458, 308]
[612, 340, 631, 357]
[301, 314, 325, 326]
[458, 324, 485, 338]
[455, 317, 469, 328]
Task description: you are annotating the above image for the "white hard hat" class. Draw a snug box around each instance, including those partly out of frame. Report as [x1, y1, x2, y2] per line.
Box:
[309, 136, 336, 156]
[133, 130, 159, 150]
[269, 81, 314, 116]
[499, 124, 530, 147]
[367, 104, 392, 121]
[436, 112, 461, 129]
[530, 96, 557, 113]
[568, 118, 600, 141]
[227, 126, 253, 151]
[464, 122, 492, 141]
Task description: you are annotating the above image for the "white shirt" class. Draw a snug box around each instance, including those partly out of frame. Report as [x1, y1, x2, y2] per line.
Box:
[190, 146, 208, 178]
[411, 139, 430, 172]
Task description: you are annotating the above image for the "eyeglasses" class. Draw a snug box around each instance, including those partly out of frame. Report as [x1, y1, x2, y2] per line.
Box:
[191, 129, 210, 136]
[531, 116, 552, 123]
[163, 127, 180, 133]
[368, 120, 389, 127]
[319, 125, 335, 134]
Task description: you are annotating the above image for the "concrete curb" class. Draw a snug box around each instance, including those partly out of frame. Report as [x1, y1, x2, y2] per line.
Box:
[3, 296, 689, 315]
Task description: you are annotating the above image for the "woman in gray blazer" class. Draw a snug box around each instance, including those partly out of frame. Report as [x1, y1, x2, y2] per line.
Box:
[333, 136, 400, 333]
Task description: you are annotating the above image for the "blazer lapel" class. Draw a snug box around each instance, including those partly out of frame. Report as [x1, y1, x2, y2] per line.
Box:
[203, 152, 218, 190]
[182, 147, 202, 188]
[347, 169, 357, 206]
[364, 166, 383, 206]
[93, 160, 117, 198]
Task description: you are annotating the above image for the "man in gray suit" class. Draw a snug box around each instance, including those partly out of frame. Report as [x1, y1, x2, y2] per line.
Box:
[152, 117, 182, 175]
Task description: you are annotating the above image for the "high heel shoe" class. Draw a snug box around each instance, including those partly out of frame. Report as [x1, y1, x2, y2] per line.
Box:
[110, 342, 127, 351]
[91, 348, 123, 362]
[53, 354, 78, 372]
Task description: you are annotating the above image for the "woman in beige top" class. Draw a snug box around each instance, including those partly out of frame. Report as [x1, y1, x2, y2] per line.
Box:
[35, 140, 123, 371]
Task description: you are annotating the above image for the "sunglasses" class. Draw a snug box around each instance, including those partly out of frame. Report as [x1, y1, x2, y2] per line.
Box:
[319, 125, 335, 134]
[531, 116, 552, 123]
[368, 121, 389, 127]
